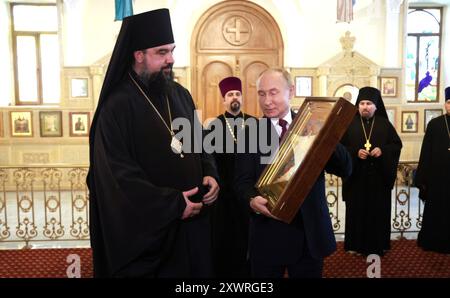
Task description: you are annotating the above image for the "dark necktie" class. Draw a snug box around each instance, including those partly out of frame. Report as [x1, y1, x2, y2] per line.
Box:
[278, 118, 288, 141]
[277, 118, 295, 180]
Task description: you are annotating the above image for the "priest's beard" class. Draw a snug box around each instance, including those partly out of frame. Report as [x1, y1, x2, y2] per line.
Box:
[230, 101, 241, 114]
[139, 65, 174, 96]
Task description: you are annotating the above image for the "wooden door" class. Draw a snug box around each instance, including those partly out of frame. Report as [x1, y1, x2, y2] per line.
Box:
[191, 1, 284, 122]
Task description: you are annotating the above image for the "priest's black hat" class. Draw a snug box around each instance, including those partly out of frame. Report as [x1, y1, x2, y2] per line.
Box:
[355, 86, 388, 119]
[89, 8, 175, 164]
[445, 86, 450, 101]
[126, 9, 174, 51]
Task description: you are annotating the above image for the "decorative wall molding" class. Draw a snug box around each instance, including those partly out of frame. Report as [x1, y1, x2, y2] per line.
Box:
[23, 153, 50, 164]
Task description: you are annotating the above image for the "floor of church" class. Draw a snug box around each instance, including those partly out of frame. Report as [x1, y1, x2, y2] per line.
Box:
[1, 239, 449, 278]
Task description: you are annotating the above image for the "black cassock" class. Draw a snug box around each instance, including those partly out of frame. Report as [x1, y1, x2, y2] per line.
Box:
[341, 115, 402, 255]
[415, 114, 450, 253]
[208, 111, 255, 277]
[87, 74, 218, 277]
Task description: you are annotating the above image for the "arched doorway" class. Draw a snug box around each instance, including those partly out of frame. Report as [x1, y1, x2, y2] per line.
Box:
[191, 0, 284, 122]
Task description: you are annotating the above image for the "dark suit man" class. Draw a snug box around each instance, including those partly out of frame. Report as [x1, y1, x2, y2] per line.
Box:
[234, 68, 352, 278]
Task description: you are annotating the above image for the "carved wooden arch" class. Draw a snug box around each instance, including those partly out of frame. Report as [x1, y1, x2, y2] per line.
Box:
[191, 0, 284, 120]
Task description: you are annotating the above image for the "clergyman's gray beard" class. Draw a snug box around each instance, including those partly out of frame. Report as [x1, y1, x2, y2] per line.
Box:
[230, 101, 240, 113]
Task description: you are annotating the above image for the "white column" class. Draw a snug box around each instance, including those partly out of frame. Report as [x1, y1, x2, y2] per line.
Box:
[384, 0, 404, 68]
[370, 66, 380, 88]
[317, 67, 329, 96]
[89, 66, 104, 110]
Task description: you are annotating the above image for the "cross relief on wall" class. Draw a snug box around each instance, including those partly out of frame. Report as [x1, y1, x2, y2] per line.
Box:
[222, 16, 252, 46]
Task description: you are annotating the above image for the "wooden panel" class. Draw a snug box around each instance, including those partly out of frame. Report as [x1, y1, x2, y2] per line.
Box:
[197, 9, 278, 50]
[242, 60, 269, 117]
[191, 0, 284, 122]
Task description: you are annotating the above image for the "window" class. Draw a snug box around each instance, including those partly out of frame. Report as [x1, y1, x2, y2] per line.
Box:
[11, 3, 60, 105]
[405, 7, 442, 102]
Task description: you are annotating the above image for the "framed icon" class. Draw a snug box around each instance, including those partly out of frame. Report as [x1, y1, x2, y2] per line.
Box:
[70, 78, 89, 98]
[10, 111, 33, 137]
[401, 111, 418, 133]
[69, 112, 90, 137]
[424, 109, 443, 132]
[39, 111, 62, 137]
[295, 76, 313, 97]
[380, 77, 397, 97]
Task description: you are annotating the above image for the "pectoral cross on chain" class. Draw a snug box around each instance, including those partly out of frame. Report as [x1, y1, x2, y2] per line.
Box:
[364, 140, 372, 151]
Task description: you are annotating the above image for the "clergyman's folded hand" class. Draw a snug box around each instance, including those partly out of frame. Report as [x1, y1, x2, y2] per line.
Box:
[181, 187, 203, 219]
[201, 176, 219, 205]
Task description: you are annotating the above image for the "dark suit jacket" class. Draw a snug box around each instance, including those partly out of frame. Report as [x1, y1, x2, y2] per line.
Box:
[234, 113, 352, 264]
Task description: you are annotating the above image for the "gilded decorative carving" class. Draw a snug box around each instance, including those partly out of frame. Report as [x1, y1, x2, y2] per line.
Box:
[14, 169, 38, 246]
[41, 168, 65, 239]
[68, 168, 89, 239]
[0, 218, 10, 240]
[43, 217, 64, 240]
[73, 194, 86, 212]
[325, 174, 341, 232]
[340, 31, 355, 57]
[70, 216, 89, 239]
[18, 195, 33, 212]
[16, 217, 37, 247]
[68, 168, 88, 190]
[319, 31, 381, 97]
[42, 168, 63, 190]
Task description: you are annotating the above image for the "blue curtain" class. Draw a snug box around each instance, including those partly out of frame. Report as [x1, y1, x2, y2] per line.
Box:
[115, 0, 133, 21]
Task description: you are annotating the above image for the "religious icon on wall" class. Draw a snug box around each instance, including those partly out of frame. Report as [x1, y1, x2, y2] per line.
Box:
[380, 77, 397, 97]
[39, 111, 63, 137]
[401, 111, 418, 133]
[10, 111, 33, 137]
[69, 112, 90, 136]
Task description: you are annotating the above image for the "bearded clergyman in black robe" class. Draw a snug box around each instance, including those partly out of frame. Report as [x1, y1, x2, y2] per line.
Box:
[208, 77, 256, 277]
[415, 87, 450, 254]
[87, 9, 219, 277]
[341, 87, 402, 256]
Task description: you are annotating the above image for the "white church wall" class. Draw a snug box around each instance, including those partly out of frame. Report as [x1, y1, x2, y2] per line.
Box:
[66, 0, 391, 69]
[0, 1, 13, 107]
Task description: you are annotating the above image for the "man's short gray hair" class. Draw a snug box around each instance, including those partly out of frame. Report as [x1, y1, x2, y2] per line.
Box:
[256, 68, 293, 89]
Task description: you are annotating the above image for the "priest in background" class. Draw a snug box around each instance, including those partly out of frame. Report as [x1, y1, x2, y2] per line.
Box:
[415, 86, 450, 254]
[209, 76, 256, 277]
[341, 86, 402, 256]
